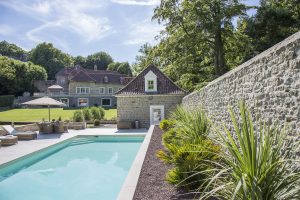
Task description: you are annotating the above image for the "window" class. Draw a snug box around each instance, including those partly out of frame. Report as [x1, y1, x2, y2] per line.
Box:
[108, 87, 113, 94]
[99, 87, 105, 94]
[78, 98, 88, 107]
[104, 76, 109, 83]
[148, 80, 154, 90]
[76, 87, 90, 94]
[60, 98, 69, 107]
[102, 98, 111, 106]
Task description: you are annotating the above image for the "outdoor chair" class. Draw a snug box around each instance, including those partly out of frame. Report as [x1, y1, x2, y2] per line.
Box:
[2, 125, 38, 140]
[0, 135, 18, 146]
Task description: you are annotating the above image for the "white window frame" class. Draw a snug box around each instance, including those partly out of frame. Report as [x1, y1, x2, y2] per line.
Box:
[60, 98, 69, 107]
[78, 98, 89, 107]
[99, 87, 105, 94]
[108, 87, 113, 94]
[144, 70, 157, 92]
[150, 105, 164, 125]
[101, 98, 111, 107]
[76, 87, 90, 94]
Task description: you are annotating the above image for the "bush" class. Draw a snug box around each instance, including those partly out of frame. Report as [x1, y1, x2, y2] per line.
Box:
[58, 116, 62, 121]
[94, 119, 100, 126]
[82, 107, 92, 121]
[0, 95, 14, 107]
[159, 119, 174, 131]
[157, 138, 220, 190]
[98, 107, 105, 119]
[90, 107, 101, 120]
[201, 102, 300, 199]
[73, 110, 84, 122]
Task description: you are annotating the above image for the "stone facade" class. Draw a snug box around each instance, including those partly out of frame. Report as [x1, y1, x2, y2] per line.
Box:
[117, 95, 185, 128]
[183, 31, 300, 134]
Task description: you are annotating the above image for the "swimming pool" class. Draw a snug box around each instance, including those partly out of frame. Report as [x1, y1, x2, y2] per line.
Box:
[0, 136, 144, 200]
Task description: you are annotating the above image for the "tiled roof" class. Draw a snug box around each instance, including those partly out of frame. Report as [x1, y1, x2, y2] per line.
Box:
[56, 66, 128, 84]
[115, 65, 186, 95]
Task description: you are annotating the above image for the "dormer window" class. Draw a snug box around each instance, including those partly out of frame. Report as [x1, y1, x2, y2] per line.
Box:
[148, 80, 154, 90]
[104, 76, 108, 83]
[144, 70, 157, 92]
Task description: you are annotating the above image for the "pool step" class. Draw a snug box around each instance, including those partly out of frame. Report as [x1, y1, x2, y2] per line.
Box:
[68, 138, 96, 146]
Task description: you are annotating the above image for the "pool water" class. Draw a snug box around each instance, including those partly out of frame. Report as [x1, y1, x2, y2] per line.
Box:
[0, 136, 143, 200]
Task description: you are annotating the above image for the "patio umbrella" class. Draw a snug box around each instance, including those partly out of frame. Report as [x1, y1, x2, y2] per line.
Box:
[22, 96, 65, 121]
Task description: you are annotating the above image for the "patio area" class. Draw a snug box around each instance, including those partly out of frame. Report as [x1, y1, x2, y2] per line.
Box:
[0, 127, 148, 166]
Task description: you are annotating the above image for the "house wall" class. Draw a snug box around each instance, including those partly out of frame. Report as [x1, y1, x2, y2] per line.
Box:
[69, 81, 122, 95]
[182, 31, 300, 134]
[117, 95, 185, 128]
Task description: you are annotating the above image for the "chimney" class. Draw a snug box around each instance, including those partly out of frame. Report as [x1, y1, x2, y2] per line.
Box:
[94, 64, 97, 71]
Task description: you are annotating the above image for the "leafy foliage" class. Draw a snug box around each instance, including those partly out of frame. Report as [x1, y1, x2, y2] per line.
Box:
[107, 62, 132, 76]
[200, 102, 300, 199]
[82, 107, 92, 121]
[0, 56, 47, 95]
[0, 41, 28, 61]
[29, 42, 73, 80]
[72, 110, 84, 122]
[85, 51, 113, 70]
[157, 106, 220, 191]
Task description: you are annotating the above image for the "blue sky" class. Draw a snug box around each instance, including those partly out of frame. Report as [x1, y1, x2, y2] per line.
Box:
[0, 0, 259, 64]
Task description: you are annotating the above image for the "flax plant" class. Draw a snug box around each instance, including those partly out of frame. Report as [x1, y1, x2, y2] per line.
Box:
[200, 102, 300, 200]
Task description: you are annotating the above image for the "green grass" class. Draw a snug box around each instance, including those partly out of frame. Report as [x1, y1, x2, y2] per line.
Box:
[0, 108, 117, 122]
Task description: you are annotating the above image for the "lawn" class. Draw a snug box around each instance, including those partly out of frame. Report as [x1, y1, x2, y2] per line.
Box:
[0, 108, 117, 122]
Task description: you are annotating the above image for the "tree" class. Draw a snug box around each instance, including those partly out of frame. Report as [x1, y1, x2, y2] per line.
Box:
[85, 51, 113, 70]
[29, 42, 73, 80]
[0, 56, 47, 95]
[240, 0, 300, 59]
[73, 55, 86, 67]
[153, 0, 246, 76]
[108, 62, 132, 76]
[0, 40, 28, 61]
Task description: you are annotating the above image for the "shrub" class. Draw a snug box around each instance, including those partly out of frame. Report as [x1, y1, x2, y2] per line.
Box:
[170, 106, 210, 141]
[94, 119, 100, 126]
[201, 102, 300, 199]
[82, 107, 92, 121]
[98, 107, 105, 119]
[157, 138, 220, 190]
[159, 119, 174, 131]
[0, 95, 14, 107]
[90, 107, 101, 120]
[58, 116, 62, 121]
[73, 110, 84, 122]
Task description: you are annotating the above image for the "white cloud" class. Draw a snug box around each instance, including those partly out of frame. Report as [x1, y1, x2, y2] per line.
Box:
[0, 24, 14, 36]
[124, 20, 162, 45]
[111, 0, 160, 6]
[0, 0, 111, 47]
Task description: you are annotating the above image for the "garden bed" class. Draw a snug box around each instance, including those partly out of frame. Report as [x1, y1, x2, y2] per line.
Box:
[133, 126, 195, 200]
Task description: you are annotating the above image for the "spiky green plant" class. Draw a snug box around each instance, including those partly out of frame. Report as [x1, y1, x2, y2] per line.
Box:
[170, 106, 210, 141]
[200, 102, 300, 200]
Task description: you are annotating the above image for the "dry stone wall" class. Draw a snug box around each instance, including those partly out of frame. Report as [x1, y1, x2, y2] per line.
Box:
[183, 31, 300, 134]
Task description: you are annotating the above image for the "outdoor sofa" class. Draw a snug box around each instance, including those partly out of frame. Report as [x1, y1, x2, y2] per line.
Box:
[0, 135, 18, 146]
[2, 125, 37, 140]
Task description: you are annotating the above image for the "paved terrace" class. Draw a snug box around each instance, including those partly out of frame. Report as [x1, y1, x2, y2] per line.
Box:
[0, 127, 148, 166]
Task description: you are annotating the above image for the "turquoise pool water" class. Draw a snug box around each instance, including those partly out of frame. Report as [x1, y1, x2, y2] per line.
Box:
[0, 136, 144, 200]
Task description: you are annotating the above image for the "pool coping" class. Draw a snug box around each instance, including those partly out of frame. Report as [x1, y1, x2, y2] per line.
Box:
[117, 125, 155, 200]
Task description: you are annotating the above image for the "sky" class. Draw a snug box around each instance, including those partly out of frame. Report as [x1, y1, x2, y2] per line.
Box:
[0, 0, 260, 64]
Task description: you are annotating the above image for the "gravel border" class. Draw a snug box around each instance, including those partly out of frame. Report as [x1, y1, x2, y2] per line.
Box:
[133, 126, 195, 200]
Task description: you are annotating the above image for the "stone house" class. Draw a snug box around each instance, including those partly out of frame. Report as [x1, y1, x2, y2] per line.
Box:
[33, 65, 133, 108]
[116, 65, 186, 128]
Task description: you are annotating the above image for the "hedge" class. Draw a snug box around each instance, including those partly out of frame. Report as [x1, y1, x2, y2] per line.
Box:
[0, 95, 14, 107]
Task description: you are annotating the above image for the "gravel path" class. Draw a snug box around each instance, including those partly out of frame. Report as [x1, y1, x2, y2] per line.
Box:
[133, 126, 195, 200]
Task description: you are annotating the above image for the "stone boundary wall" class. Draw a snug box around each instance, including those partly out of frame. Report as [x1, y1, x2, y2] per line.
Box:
[183, 31, 300, 134]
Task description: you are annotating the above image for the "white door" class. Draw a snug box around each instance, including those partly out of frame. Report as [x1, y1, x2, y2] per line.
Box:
[150, 105, 164, 125]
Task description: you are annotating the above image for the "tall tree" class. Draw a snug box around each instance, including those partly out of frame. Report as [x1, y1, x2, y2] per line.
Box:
[0, 56, 47, 95]
[108, 62, 133, 76]
[85, 51, 113, 70]
[0, 40, 28, 61]
[240, 0, 300, 58]
[153, 0, 246, 76]
[29, 42, 73, 80]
